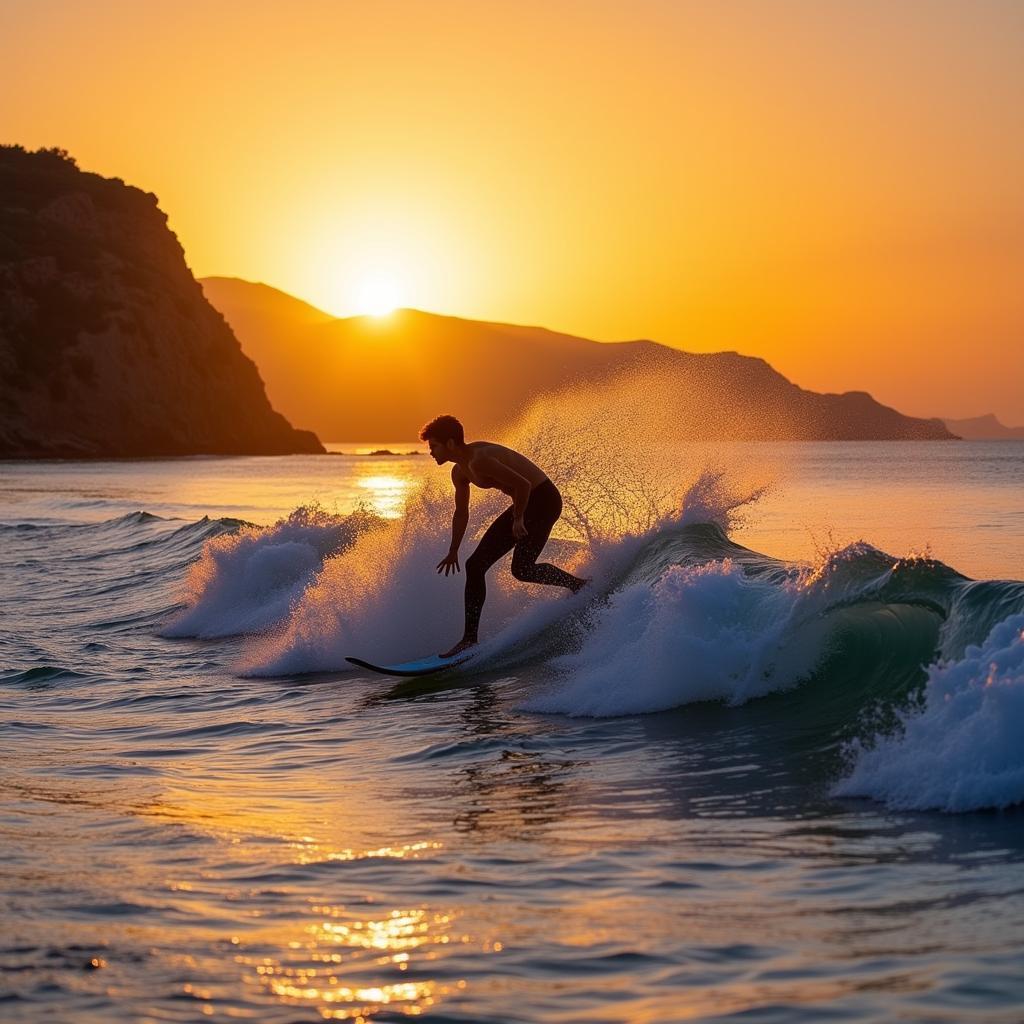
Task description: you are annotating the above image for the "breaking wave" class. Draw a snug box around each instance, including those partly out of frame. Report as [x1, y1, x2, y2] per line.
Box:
[832, 612, 1024, 812]
[161, 505, 382, 639]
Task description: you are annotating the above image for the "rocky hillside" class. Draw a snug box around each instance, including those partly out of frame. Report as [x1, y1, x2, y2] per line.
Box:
[201, 277, 956, 442]
[0, 146, 323, 457]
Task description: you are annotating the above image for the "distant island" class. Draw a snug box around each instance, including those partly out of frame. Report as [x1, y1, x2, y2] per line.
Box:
[941, 414, 1024, 440]
[201, 277, 956, 442]
[0, 147, 323, 458]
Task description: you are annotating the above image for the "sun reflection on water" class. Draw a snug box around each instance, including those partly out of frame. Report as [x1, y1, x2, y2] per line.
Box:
[240, 901, 473, 1021]
[289, 839, 443, 865]
[312, 907, 453, 953]
[356, 473, 414, 518]
[132, 770, 498, 1019]
[259, 973, 450, 1021]
[225, 839, 488, 1021]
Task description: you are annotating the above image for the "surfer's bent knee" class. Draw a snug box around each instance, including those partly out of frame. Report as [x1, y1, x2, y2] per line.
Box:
[509, 560, 533, 582]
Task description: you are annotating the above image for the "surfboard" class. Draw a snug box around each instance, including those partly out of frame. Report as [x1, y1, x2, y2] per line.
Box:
[345, 653, 475, 678]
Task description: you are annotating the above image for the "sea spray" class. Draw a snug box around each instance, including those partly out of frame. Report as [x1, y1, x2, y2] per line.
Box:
[833, 612, 1024, 812]
[501, 365, 777, 543]
[162, 505, 381, 639]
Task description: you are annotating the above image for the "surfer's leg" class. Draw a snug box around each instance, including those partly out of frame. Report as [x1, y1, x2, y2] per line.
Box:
[510, 481, 586, 593]
[461, 508, 516, 643]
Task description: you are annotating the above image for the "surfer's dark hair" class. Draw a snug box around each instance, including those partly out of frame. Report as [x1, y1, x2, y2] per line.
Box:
[419, 415, 464, 446]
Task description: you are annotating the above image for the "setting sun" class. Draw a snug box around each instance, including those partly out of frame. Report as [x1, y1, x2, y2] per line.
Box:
[353, 272, 401, 317]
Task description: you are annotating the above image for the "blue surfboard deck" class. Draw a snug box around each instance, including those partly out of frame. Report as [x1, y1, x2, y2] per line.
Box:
[345, 653, 475, 678]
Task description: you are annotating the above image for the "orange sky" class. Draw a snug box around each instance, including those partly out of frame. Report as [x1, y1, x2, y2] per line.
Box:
[3, 0, 1022, 422]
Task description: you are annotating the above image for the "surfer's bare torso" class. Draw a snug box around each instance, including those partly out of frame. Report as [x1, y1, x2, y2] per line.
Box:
[450, 441, 549, 496]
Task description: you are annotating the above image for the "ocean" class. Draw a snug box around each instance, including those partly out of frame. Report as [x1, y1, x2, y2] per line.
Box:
[2, 440, 1023, 1023]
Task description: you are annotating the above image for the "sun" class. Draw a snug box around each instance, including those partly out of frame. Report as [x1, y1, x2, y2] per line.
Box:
[353, 272, 402, 317]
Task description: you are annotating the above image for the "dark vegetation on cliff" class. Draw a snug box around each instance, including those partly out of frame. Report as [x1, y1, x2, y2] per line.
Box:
[0, 146, 323, 457]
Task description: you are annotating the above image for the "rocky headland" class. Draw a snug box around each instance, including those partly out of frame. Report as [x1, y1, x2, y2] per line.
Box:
[0, 147, 323, 457]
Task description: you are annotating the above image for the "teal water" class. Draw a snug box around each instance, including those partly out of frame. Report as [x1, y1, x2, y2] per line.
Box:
[1, 442, 1023, 1022]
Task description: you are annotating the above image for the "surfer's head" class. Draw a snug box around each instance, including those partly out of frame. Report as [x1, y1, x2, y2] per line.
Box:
[420, 414, 465, 464]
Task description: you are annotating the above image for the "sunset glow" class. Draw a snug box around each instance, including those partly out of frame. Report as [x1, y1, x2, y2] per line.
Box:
[3, 0, 1022, 421]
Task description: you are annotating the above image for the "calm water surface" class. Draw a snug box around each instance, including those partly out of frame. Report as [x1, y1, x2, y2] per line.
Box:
[1, 442, 1022, 1022]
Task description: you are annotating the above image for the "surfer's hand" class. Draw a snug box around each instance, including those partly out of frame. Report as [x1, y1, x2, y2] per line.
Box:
[512, 516, 528, 541]
[437, 550, 460, 576]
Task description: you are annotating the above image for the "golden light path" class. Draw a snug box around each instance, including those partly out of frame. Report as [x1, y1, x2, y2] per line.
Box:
[246, 898, 473, 1022]
[356, 473, 416, 519]
[173, 814, 480, 1019]
[239, 839, 496, 1022]
[140, 760, 481, 1021]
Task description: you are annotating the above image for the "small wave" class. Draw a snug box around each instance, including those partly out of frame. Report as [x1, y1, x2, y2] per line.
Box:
[0, 665, 89, 686]
[118, 510, 165, 524]
[833, 612, 1024, 812]
[70, 509, 169, 528]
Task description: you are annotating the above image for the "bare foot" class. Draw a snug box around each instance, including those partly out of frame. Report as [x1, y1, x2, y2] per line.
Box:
[440, 638, 477, 659]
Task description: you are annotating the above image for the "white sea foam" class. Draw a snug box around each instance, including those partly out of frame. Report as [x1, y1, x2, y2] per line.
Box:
[833, 612, 1024, 812]
[521, 557, 825, 716]
[162, 506, 378, 639]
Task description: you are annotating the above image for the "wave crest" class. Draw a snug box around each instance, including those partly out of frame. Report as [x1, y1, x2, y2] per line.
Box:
[523, 557, 822, 716]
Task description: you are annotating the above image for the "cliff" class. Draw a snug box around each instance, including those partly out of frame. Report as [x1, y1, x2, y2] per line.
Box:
[201, 278, 956, 442]
[0, 147, 323, 457]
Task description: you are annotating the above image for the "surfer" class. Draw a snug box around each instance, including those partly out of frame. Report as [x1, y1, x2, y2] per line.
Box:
[421, 414, 587, 658]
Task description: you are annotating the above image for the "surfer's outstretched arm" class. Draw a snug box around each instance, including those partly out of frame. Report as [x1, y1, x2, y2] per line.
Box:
[437, 470, 470, 576]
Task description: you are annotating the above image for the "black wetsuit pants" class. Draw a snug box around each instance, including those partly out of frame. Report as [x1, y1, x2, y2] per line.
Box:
[463, 479, 582, 642]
